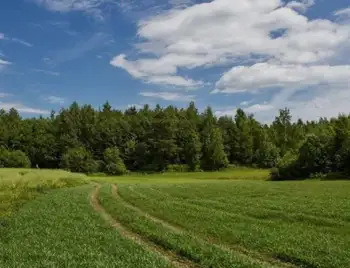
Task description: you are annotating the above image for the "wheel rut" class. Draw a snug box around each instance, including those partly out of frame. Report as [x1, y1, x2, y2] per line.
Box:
[90, 184, 197, 268]
[113, 184, 298, 268]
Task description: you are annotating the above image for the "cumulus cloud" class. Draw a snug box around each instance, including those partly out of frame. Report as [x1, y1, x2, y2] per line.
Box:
[139, 91, 195, 101]
[286, 0, 314, 13]
[334, 7, 350, 17]
[215, 63, 350, 93]
[110, 54, 202, 87]
[112, 0, 349, 84]
[111, 0, 350, 120]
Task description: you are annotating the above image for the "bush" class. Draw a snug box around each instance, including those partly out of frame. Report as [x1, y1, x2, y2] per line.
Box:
[0, 148, 31, 168]
[60, 147, 98, 174]
[271, 150, 300, 180]
[103, 147, 127, 176]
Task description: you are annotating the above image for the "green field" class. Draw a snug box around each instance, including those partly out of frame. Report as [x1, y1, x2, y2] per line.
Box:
[1, 168, 349, 267]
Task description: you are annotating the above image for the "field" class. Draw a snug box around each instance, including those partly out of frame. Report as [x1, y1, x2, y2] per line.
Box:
[1, 168, 350, 267]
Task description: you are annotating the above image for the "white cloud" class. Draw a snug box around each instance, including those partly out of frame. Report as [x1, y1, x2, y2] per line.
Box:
[286, 0, 314, 13]
[215, 63, 350, 93]
[0, 33, 33, 47]
[240, 100, 253, 106]
[0, 102, 49, 114]
[0, 59, 11, 65]
[139, 91, 195, 101]
[11, 38, 33, 47]
[111, 0, 350, 120]
[112, 0, 350, 89]
[0, 93, 10, 98]
[110, 54, 202, 87]
[45, 96, 65, 105]
[31, 68, 60, 76]
[334, 7, 350, 17]
[31, 0, 114, 19]
[0, 58, 11, 72]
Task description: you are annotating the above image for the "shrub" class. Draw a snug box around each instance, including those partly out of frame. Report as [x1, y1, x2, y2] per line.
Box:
[103, 147, 127, 176]
[0, 148, 31, 168]
[60, 147, 98, 174]
[271, 150, 299, 180]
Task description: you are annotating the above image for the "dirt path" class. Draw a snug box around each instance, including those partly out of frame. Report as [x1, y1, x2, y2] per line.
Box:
[90, 185, 197, 268]
[113, 184, 298, 268]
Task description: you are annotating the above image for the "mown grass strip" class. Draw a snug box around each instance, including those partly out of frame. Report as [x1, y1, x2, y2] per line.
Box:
[91, 184, 196, 268]
[99, 184, 283, 268]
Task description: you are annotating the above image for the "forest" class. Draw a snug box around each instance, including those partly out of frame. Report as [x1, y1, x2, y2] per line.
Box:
[0, 101, 349, 180]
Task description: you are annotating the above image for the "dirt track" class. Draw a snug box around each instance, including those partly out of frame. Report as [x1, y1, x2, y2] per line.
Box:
[90, 184, 196, 268]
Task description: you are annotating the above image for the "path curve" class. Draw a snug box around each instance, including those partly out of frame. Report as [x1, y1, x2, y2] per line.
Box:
[113, 184, 298, 268]
[90, 184, 197, 268]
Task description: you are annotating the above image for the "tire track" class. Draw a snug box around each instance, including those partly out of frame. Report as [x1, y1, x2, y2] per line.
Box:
[90, 185, 197, 268]
[113, 184, 298, 268]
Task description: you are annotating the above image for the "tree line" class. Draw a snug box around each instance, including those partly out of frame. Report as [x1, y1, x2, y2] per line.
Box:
[0, 101, 349, 179]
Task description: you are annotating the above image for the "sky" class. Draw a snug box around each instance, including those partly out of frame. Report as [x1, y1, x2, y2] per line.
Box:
[1, 0, 350, 122]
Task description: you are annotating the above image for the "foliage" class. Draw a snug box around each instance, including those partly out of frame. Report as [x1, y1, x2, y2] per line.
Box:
[0, 148, 31, 168]
[1, 103, 350, 178]
[60, 147, 98, 174]
[166, 164, 190, 172]
[103, 147, 127, 175]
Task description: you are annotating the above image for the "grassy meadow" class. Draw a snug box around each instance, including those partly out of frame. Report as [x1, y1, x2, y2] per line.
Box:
[0, 169, 86, 217]
[1, 168, 350, 267]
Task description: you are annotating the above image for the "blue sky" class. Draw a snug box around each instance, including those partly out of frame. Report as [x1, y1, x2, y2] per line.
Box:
[1, 0, 350, 121]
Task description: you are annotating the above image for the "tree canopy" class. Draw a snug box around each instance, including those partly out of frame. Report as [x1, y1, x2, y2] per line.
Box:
[0, 102, 349, 178]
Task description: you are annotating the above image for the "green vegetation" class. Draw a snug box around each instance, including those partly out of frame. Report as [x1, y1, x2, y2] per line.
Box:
[0, 185, 171, 268]
[0, 168, 349, 267]
[1, 101, 350, 266]
[90, 168, 270, 184]
[0, 169, 86, 217]
[114, 181, 350, 268]
[2, 102, 350, 179]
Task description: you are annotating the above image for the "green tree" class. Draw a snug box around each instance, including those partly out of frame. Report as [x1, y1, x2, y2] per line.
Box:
[60, 147, 98, 174]
[103, 147, 127, 175]
[201, 107, 228, 171]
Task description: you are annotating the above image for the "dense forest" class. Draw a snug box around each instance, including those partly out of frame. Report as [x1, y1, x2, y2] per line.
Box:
[0, 101, 349, 179]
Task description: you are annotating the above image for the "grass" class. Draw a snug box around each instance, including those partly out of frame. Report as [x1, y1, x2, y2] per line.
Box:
[1, 168, 349, 267]
[116, 180, 350, 268]
[99, 184, 286, 268]
[0, 168, 86, 217]
[0, 185, 171, 268]
[90, 168, 270, 184]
